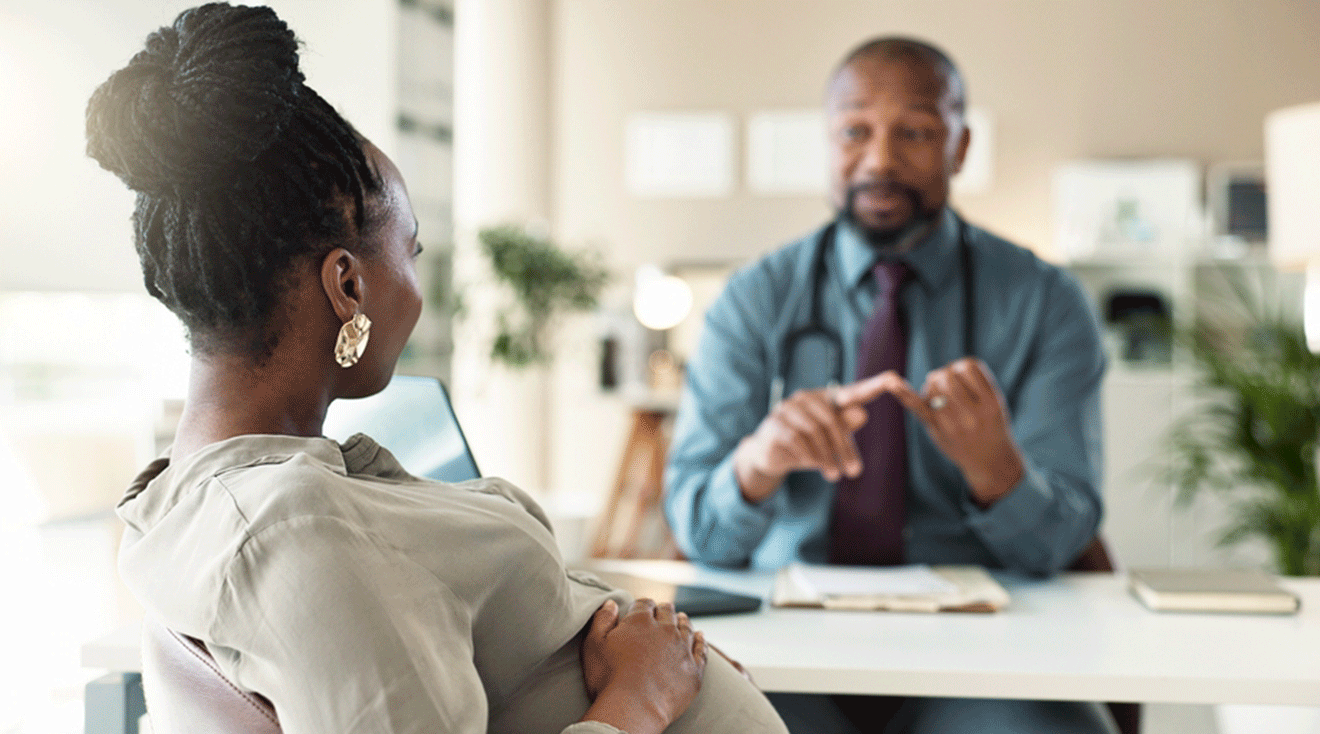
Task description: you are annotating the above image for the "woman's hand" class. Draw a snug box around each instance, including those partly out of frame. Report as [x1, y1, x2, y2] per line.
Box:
[580, 598, 708, 734]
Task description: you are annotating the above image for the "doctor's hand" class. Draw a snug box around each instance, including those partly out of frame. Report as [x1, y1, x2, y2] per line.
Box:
[876, 357, 1025, 507]
[733, 373, 893, 504]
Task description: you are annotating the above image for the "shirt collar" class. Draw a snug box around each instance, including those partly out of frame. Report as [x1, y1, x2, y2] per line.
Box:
[117, 433, 356, 531]
[834, 207, 962, 292]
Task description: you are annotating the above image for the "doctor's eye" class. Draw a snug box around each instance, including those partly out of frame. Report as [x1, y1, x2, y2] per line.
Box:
[839, 124, 869, 142]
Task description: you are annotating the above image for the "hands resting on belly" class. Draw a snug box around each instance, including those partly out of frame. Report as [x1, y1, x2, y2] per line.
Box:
[576, 598, 710, 734]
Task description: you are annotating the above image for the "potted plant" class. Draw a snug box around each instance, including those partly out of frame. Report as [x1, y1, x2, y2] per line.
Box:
[1162, 270, 1320, 576]
[476, 224, 610, 369]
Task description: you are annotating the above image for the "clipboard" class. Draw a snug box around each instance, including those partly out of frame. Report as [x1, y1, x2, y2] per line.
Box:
[772, 563, 1011, 613]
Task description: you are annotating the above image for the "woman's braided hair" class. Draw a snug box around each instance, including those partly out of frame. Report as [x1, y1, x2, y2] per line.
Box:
[85, 3, 382, 355]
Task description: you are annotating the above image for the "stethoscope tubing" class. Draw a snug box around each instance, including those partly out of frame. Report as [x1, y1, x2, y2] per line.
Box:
[771, 215, 974, 409]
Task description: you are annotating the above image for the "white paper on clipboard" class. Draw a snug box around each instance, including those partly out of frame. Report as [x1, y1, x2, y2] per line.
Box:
[774, 563, 1010, 613]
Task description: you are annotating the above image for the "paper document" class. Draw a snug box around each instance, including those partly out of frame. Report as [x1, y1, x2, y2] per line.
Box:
[772, 563, 1010, 613]
[789, 564, 959, 597]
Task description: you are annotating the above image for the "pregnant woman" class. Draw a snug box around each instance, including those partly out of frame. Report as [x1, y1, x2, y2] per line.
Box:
[87, 4, 787, 733]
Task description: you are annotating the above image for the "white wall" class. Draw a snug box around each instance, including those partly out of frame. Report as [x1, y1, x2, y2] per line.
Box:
[0, 0, 397, 293]
[449, 0, 556, 494]
[553, 0, 1320, 269]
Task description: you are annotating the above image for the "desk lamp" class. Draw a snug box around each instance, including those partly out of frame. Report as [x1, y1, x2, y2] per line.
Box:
[1266, 101, 1320, 351]
[633, 265, 693, 332]
[632, 265, 693, 392]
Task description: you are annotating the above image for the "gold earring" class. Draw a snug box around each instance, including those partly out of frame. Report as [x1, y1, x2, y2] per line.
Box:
[335, 312, 372, 368]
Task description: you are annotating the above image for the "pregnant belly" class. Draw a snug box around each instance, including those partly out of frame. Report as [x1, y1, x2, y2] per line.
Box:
[489, 631, 788, 734]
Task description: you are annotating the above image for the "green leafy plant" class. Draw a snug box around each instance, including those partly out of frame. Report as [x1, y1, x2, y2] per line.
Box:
[1162, 271, 1320, 575]
[478, 224, 610, 368]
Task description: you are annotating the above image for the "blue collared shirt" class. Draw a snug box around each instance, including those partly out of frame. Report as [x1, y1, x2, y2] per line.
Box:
[664, 208, 1106, 575]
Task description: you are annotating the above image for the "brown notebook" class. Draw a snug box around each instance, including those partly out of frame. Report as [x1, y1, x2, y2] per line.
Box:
[1128, 568, 1301, 614]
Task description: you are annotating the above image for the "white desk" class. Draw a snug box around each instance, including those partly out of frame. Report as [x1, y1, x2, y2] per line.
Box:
[588, 560, 1320, 706]
[83, 561, 1320, 706]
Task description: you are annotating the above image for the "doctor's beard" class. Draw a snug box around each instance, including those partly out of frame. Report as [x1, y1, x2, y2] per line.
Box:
[841, 180, 938, 251]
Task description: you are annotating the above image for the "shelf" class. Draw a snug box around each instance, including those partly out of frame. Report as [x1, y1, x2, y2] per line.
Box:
[1103, 361, 1198, 384]
[1065, 253, 1276, 270]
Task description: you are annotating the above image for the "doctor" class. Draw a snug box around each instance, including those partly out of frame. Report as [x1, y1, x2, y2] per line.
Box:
[664, 37, 1113, 733]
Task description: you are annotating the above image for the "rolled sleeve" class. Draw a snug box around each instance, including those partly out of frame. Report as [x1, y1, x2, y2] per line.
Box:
[965, 463, 1050, 541]
[665, 265, 786, 567]
[963, 462, 1058, 574]
[692, 454, 779, 558]
[964, 269, 1105, 576]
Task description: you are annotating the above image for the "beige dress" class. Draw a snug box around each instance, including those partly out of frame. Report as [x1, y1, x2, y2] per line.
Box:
[117, 433, 786, 734]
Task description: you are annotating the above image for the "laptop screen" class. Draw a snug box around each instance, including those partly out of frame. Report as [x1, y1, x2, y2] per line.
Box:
[323, 375, 481, 483]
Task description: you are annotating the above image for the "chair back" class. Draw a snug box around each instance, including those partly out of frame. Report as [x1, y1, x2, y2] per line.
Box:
[140, 617, 281, 734]
[1067, 534, 1120, 573]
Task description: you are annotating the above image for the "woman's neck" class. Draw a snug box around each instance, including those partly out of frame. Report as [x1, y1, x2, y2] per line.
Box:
[171, 352, 335, 461]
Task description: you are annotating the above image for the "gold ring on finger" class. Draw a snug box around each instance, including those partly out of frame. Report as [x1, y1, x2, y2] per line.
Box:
[929, 395, 949, 411]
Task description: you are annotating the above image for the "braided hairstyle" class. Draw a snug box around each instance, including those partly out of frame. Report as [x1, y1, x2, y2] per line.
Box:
[85, 3, 382, 356]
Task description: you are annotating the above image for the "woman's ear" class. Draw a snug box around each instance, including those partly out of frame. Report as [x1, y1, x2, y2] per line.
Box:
[320, 247, 368, 322]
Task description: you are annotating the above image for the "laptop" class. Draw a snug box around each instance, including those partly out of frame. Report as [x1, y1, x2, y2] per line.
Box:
[325, 376, 761, 616]
[323, 375, 481, 483]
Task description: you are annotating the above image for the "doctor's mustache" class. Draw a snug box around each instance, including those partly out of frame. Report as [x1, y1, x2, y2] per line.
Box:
[844, 180, 926, 213]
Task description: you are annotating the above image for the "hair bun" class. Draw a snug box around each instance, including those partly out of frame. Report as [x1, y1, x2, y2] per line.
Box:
[86, 3, 304, 195]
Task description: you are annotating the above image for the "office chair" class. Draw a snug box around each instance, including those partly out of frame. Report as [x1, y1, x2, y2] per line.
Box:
[140, 617, 281, 734]
[1068, 536, 1141, 734]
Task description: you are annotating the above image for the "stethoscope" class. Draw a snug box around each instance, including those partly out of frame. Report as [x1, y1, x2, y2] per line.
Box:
[770, 214, 976, 407]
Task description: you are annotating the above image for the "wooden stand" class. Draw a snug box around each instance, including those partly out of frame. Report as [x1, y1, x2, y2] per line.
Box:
[590, 406, 682, 559]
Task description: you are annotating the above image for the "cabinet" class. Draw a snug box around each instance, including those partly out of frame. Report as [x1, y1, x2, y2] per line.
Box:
[1066, 255, 1301, 570]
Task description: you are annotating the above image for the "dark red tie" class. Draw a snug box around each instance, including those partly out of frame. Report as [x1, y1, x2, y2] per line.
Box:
[829, 261, 911, 566]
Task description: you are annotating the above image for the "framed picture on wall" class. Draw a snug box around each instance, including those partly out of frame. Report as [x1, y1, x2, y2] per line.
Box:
[1207, 161, 1267, 248]
[1052, 159, 1203, 262]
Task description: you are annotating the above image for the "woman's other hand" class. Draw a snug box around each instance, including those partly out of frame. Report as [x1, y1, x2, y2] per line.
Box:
[580, 598, 708, 734]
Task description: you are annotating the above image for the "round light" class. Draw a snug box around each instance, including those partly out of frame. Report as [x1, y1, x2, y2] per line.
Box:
[634, 273, 693, 331]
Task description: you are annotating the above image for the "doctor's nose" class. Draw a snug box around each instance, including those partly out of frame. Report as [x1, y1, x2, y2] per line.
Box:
[857, 131, 901, 178]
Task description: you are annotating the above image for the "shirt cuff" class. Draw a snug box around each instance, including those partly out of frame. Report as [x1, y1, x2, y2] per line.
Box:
[565, 723, 627, 734]
[704, 453, 778, 544]
[963, 460, 1051, 545]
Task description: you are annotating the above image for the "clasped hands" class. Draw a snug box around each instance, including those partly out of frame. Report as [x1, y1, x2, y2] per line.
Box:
[733, 357, 1025, 508]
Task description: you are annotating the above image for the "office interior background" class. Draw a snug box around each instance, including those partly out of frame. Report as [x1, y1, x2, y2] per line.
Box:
[3, 0, 1320, 732]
